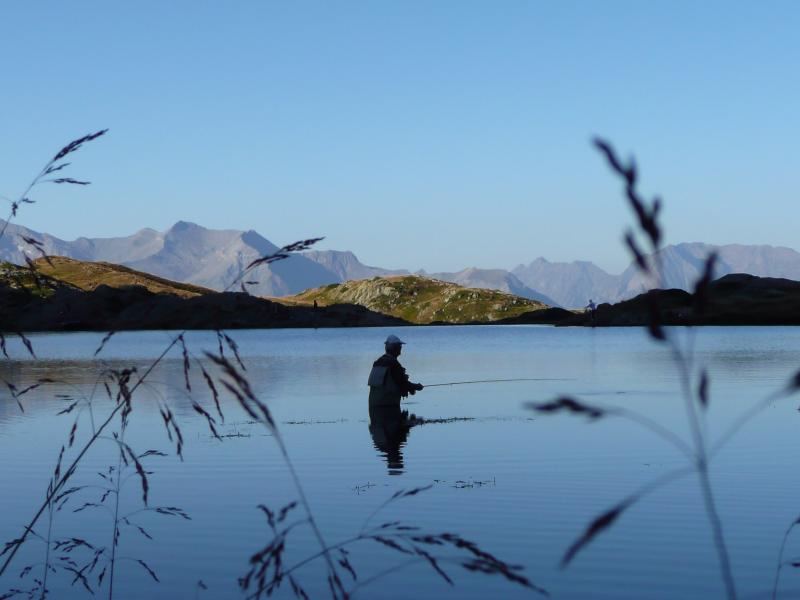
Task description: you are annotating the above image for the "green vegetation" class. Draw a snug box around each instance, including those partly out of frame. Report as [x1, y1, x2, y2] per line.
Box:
[2, 260, 551, 325]
[286, 275, 549, 324]
[0, 261, 70, 298]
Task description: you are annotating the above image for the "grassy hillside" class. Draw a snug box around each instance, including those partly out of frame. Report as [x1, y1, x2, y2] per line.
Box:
[285, 275, 549, 324]
[32, 256, 213, 298]
[0, 261, 73, 298]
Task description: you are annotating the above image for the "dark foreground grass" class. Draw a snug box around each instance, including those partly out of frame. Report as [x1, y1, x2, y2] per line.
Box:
[7, 132, 800, 600]
[528, 139, 800, 600]
[0, 134, 545, 599]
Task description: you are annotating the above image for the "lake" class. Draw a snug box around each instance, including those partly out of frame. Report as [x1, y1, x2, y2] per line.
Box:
[2, 325, 800, 599]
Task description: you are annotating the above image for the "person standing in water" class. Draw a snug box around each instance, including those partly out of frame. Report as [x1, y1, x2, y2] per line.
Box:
[585, 299, 597, 325]
[367, 334, 424, 474]
[367, 334, 424, 407]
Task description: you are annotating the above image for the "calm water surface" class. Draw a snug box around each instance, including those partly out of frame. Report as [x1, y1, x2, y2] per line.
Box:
[2, 325, 800, 599]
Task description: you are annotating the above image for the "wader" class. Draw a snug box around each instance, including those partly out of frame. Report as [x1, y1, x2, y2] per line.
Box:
[367, 358, 403, 408]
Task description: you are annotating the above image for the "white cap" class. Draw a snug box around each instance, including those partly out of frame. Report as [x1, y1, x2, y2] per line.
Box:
[384, 334, 405, 345]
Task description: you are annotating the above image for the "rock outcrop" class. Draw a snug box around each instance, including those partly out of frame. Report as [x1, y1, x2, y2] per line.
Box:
[285, 275, 550, 324]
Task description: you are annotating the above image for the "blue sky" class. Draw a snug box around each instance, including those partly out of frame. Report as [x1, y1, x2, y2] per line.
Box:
[1, 1, 798, 273]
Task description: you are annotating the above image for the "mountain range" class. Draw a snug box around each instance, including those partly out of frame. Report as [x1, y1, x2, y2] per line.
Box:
[422, 267, 558, 306]
[3, 219, 800, 307]
[0, 220, 392, 297]
[512, 244, 800, 307]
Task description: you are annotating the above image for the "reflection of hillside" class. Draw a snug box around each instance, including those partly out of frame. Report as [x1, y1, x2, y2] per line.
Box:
[0, 359, 197, 426]
[0, 349, 377, 431]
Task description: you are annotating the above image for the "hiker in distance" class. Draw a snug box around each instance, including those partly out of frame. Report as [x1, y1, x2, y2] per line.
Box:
[585, 298, 597, 325]
[368, 334, 424, 408]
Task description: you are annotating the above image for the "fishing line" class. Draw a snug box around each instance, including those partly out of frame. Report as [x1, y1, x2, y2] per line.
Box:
[423, 377, 572, 388]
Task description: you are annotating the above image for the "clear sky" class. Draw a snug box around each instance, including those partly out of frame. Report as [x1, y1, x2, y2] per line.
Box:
[1, 1, 798, 274]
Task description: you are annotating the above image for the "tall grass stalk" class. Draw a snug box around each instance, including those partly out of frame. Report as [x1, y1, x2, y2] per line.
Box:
[531, 138, 800, 600]
[1, 133, 540, 599]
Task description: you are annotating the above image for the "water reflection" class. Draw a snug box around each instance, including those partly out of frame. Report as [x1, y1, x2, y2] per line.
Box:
[6, 328, 800, 598]
[368, 405, 422, 475]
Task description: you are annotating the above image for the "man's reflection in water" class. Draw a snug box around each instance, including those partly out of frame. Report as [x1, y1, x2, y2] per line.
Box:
[368, 406, 422, 475]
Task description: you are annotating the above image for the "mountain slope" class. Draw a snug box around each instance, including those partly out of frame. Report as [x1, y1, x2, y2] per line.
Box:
[0, 261, 75, 298]
[515, 244, 800, 307]
[512, 258, 619, 308]
[285, 275, 549, 324]
[123, 221, 340, 296]
[427, 267, 559, 307]
[33, 256, 213, 298]
[0, 268, 405, 332]
[0, 220, 81, 263]
[0, 220, 341, 296]
[5, 220, 800, 306]
[303, 250, 408, 280]
[617, 243, 800, 300]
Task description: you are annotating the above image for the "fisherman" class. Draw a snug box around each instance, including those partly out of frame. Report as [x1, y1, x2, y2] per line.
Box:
[367, 334, 424, 408]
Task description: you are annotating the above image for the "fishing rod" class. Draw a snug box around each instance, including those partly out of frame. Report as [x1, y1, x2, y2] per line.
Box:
[423, 377, 571, 388]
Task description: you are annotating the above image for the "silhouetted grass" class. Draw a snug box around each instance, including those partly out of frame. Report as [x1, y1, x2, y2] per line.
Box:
[238, 485, 546, 599]
[529, 138, 800, 600]
[1, 134, 541, 599]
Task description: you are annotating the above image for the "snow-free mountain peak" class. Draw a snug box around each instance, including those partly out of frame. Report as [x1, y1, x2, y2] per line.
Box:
[3, 219, 800, 308]
[428, 266, 559, 306]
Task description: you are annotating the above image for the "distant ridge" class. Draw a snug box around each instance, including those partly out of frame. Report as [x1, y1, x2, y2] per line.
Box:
[513, 243, 800, 307]
[3, 220, 800, 308]
[0, 219, 339, 296]
[512, 258, 621, 308]
[122, 221, 338, 296]
[303, 249, 408, 281]
[426, 267, 560, 307]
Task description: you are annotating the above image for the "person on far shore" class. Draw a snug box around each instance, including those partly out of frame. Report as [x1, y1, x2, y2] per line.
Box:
[586, 299, 597, 325]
